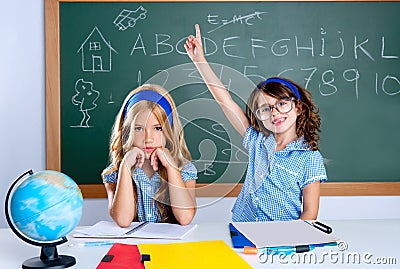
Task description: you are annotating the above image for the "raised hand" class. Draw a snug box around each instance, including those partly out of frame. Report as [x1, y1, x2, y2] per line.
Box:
[184, 24, 206, 63]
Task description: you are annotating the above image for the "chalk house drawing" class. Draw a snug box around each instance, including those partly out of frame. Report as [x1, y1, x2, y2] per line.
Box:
[113, 6, 147, 31]
[71, 78, 100, 128]
[77, 26, 118, 73]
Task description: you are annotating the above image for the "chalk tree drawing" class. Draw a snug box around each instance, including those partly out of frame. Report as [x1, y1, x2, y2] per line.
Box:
[113, 7, 147, 31]
[71, 78, 100, 128]
[77, 26, 118, 73]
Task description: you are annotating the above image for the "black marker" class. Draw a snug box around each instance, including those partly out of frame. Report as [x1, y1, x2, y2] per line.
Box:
[312, 221, 332, 234]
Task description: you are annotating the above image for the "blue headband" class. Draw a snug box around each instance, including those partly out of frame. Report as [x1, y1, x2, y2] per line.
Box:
[258, 78, 301, 100]
[123, 90, 173, 126]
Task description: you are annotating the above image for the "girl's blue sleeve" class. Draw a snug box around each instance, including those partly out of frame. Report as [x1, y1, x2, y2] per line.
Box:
[300, 151, 328, 190]
[181, 162, 198, 182]
[102, 164, 118, 184]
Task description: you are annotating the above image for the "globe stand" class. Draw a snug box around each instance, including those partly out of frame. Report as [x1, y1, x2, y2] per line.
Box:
[5, 170, 77, 269]
[21, 245, 76, 269]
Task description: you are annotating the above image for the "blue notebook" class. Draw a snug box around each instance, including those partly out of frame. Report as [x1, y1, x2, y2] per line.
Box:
[229, 223, 255, 248]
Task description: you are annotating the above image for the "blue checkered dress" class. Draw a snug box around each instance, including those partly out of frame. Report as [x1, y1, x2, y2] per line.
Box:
[232, 126, 327, 222]
[102, 163, 197, 222]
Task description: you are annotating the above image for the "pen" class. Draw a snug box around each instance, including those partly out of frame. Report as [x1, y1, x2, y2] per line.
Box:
[311, 242, 338, 248]
[304, 220, 333, 234]
[312, 221, 333, 234]
[68, 241, 115, 247]
[125, 221, 149, 235]
[263, 245, 313, 255]
[261, 241, 338, 255]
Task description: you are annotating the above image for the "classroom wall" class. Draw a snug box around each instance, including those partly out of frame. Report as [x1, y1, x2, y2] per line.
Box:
[1, 0, 399, 229]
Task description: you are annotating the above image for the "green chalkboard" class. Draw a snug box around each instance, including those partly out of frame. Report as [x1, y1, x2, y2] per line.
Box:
[57, 1, 400, 186]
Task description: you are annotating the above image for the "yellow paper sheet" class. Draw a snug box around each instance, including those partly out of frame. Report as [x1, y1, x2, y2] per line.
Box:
[138, 240, 251, 269]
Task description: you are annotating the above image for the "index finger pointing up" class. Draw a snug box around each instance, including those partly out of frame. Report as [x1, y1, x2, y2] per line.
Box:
[195, 23, 201, 40]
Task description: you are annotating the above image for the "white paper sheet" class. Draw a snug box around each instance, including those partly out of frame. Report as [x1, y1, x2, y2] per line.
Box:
[73, 220, 197, 240]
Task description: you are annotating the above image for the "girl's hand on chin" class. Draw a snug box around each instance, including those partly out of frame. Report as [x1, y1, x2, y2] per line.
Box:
[123, 147, 145, 169]
[149, 147, 177, 172]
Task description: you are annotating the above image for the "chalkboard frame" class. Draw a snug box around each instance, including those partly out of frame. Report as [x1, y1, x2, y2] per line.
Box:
[45, 0, 400, 197]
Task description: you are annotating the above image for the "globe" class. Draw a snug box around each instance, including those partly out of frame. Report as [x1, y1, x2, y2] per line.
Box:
[5, 170, 83, 269]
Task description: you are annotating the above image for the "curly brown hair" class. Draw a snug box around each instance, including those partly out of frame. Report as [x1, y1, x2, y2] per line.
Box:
[246, 77, 321, 151]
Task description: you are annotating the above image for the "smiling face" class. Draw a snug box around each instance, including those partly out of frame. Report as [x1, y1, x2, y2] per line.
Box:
[132, 109, 166, 159]
[256, 92, 299, 137]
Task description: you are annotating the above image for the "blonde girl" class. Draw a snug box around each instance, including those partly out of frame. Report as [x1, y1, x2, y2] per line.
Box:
[102, 84, 197, 227]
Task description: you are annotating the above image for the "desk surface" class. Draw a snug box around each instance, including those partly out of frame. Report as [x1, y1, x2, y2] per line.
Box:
[1, 219, 399, 268]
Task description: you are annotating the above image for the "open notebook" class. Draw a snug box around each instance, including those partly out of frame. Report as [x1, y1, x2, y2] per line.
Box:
[73, 221, 197, 240]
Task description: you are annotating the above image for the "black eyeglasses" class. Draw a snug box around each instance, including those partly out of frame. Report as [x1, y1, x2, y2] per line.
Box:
[255, 97, 295, 120]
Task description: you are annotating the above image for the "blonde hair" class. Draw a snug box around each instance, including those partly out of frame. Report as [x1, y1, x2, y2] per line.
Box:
[104, 84, 192, 223]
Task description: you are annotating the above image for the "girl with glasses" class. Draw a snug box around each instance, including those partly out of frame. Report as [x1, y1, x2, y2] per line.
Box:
[185, 24, 327, 222]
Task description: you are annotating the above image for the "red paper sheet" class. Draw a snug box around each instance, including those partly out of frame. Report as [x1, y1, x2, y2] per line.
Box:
[96, 243, 146, 269]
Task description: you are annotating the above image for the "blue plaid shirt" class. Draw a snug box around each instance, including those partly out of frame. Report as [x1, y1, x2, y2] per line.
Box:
[102, 163, 197, 222]
[232, 126, 327, 222]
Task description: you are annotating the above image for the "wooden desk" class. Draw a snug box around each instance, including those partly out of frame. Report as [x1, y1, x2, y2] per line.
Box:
[1, 220, 399, 268]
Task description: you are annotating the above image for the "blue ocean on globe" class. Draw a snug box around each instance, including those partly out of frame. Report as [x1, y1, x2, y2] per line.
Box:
[10, 170, 83, 242]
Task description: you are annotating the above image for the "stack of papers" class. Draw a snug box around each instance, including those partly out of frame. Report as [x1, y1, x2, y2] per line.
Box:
[73, 221, 197, 240]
